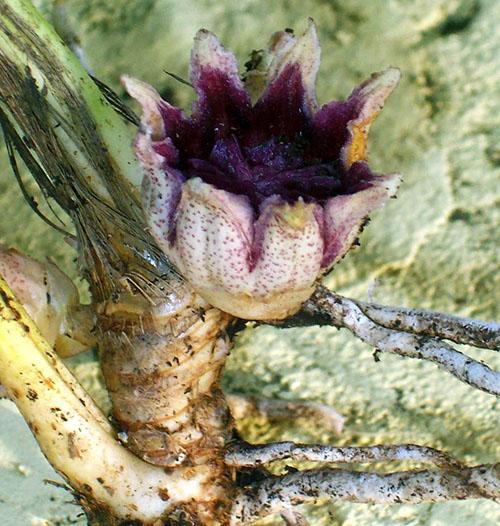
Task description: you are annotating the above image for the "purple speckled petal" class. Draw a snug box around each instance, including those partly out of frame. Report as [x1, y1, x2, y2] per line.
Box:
[252, 196, 323, 275]
[247, 21, 320, 145]
[121, 78, 185, 241]
[137, 132, 184, 245]
[122, 75, 168, 139]
[190, 29, 251, 142]
[122, 74, 192, 164]
[157, 177, 324, 319]
[165, 177, 255, 302]
[321, 171, 401, 268]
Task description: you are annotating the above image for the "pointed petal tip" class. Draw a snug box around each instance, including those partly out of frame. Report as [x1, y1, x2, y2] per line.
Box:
[321, 172, 402, 269]
[386, 65, 402, 82]
[363, 66, 402, 96]
[268, 18, 321, 74]
[262, 18, 321, 116]
[341, 67, 402, 167]
[304, 17, 319, 39]
[296, 19, 320, 68]
[384, 172, 403, 196]
[297, 17, 320, 54]
[120, 75, 160, 102]
[374, 172, 403, 199]
[191, 28, 230, 70]
[190, 27, 247, 105]
[121, 75, 165, 138]
[193, 28, 221, 49]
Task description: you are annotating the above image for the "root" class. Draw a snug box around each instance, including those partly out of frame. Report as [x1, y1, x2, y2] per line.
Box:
[230, 463, 500, 525]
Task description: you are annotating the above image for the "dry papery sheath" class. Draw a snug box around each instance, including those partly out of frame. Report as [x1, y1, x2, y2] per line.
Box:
[123, 21, 401, 320]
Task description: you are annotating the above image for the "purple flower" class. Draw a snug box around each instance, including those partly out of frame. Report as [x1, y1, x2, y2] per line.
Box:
[123, 21, 401, 320]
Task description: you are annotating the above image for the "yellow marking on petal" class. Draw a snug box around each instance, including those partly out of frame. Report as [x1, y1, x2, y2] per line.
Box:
[342, 68, 401, 168]
[345, 112, 380, 167]
[279, 200, 314, 230]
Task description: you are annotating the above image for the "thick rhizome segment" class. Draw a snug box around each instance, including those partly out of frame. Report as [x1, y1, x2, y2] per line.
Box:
[99, 290, 233, 468]
[97, 285, 237, 523]
[97, 283, 240, 524]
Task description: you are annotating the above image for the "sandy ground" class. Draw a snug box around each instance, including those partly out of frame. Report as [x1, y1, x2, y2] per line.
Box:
[0, 0, 499, 524]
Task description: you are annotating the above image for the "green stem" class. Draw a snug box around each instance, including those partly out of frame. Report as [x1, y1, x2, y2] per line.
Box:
[0, 0, 141, 203]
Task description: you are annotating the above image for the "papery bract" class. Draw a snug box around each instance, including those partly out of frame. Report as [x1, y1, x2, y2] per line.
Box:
[123, 21, 401, 320]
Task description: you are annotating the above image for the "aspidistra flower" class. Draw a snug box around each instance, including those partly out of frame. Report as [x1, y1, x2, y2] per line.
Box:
[123, 21, 401, 320]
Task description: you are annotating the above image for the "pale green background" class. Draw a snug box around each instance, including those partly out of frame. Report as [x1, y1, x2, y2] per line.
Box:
[0, 0, 499, 524]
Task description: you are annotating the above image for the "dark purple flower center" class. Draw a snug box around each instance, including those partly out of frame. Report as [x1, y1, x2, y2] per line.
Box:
[156, 63, 377, 210]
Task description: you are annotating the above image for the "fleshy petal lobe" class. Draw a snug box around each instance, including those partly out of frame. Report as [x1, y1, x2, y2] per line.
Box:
[265, 19, 321, 112]
[248, 21, 321, 144]
[190, 29, 251, 139]
[160, 179, 324, 319]
[322, 171, 401, 268]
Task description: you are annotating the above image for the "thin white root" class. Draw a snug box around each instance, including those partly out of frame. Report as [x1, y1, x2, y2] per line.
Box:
[225, 442, 462, 469]
[230, 464, 500, 525]
[0, 277, 207, 522]
[227, 394, 344, 435]
[305, 288, 500, 396]
[354, 298, 499, 350]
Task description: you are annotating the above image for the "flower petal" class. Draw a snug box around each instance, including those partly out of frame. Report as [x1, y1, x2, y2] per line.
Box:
[243, 29, 295, 101]
[167, 177, 255, 300]
[341, 67, 401, 168]
[190, 29, 251, 138]
[122, 78, 186, 242]
[321, 172, 401, 268]
[122, 75, 186, 144]
[310, 99, 353, 161]
[310, 67, 400, 164]
[160, 179, 323, 319]
[141, 148, 184, 247]
[249, 197, 324, 316]
[122, 75, 188, 163]
[266, 19, 321, 112]
[248, 20, 321, 144]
